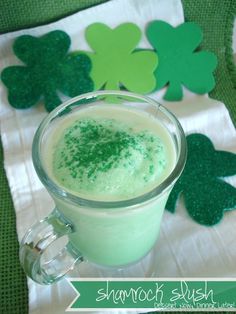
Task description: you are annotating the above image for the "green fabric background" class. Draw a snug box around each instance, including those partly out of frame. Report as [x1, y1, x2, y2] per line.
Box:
[0, 0, 108, 34]
[0, 1, 235, 313]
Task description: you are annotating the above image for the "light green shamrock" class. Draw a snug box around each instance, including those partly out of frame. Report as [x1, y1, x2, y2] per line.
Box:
[79, 23, 158, 94]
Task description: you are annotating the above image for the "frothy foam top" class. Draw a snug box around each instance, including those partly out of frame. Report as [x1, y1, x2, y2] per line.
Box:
[45, 105, 176, 201]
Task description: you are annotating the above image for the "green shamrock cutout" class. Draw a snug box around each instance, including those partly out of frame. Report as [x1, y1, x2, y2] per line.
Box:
[146, 21, 217, 101]
[1, 30, 93, 112]
[166, 134, 236, 226]
[81, 23, 158, 94]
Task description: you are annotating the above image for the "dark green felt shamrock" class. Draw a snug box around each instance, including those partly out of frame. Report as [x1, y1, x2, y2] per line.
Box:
[146, 21, 217, 101]
[166, 134, 236, 226]
[1, 30, 94, 112]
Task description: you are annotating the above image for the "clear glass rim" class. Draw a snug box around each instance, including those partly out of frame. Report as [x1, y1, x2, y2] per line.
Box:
[32, 90, 187, 209]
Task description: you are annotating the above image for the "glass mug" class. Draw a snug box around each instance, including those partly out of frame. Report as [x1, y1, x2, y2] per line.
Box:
[20, 91, 186, 284]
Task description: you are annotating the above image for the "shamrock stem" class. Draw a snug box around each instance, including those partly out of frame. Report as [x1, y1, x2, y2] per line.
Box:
[165, 182, 183, 213]
[44, 88, 62, 112]
[105, 80, 119, 91]
[104, 80, 121, 103]
[164, 81, 183, 101]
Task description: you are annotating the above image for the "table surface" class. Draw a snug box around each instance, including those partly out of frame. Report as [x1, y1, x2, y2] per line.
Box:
[0, 1, 235, 313]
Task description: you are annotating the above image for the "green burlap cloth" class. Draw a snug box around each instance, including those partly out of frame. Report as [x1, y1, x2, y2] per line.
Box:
[0, 1, 235, 313]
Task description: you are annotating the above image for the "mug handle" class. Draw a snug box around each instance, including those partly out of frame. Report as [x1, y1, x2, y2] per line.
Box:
[19, 208, 83, 285]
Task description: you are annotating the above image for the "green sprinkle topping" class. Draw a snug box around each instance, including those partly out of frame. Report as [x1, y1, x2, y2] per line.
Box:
[52, 117, 168, 198]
